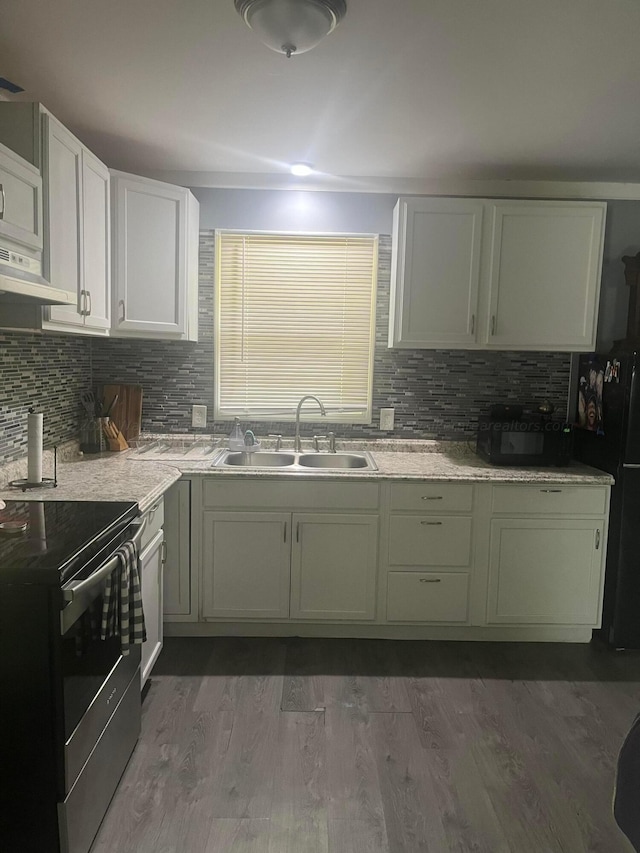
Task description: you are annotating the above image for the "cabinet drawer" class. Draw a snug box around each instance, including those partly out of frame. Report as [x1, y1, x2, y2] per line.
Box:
[491, 485, 607, 516]
[204, 479, 379, 511]
[140, 498, 164, 549]
[389, 515, 472, 566]
[390, 482, 473, 512]
[387, 572, 469, 622]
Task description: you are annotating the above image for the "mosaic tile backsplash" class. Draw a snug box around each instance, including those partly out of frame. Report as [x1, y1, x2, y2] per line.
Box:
[91, 231, 571, 441]
[0, 332, 91, 463]
[0, 230, 571, 465]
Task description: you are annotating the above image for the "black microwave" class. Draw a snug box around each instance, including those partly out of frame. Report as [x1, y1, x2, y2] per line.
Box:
[476, 413, 574, 466]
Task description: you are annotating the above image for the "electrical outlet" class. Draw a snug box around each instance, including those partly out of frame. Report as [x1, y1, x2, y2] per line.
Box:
[380, 407, 395, 431]
[191, 404, 207, 428]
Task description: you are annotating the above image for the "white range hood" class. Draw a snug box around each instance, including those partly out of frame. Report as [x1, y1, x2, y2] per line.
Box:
[0, 245, 75, 330]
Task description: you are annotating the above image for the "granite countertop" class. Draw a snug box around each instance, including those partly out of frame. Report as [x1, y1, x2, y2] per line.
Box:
[0, 448, 181, 513]
[0, 438, 613, 508]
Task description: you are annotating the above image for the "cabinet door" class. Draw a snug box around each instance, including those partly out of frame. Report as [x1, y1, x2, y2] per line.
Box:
[0, 142, 42, 251]
[163, 480, 191, 616]
[485, 201, 605, 351]
[81, 150, 110, 330]
[202, 511, 290, 619]
[43, 115, 84, 327]
[111, 172, 187, 338]
[389, 197, 483, 348]
[140, 528, 164, 688]
[290, 513, 378, 620]
[487, 518, 605, 625]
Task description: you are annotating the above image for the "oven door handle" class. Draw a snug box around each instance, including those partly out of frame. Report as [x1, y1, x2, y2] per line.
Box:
[61, 519, 146, 604]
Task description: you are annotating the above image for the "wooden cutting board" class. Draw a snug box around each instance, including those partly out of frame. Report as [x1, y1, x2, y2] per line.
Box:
[101, 384, 143, 441]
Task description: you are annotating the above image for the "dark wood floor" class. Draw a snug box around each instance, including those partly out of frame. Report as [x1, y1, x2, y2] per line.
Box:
[91, 637, 640, 853]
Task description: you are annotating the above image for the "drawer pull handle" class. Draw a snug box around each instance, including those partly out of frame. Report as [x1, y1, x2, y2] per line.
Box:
[596, 529, 601, 550]
[419, 578, 441, 583]
[421, 496, 443, 501]
[540, 489, 562, 493]
[421, 521, 443, 526]
[283, 522, 287, 543]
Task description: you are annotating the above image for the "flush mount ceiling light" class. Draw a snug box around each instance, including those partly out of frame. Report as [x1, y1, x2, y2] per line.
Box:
[290, 162, 313, 176]
[234, 0, 347, 58]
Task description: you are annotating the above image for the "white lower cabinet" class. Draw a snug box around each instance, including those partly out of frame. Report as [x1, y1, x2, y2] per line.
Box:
[201, 510, 378, 621]
[199, 481, 380, 622]
[384, 482, 474, 625]
[201, 511, 291, 619]
[140, 528, 165, 687]
[186, 476, 610, 640]
[387, 572, 469, 622]
[486, 517, 605, 625]
[388, 515, 472, 567]
[291, 514, 378, 620]
[163, 480, 192, 617]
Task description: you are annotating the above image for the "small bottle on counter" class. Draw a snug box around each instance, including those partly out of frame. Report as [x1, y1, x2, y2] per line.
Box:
[228, 418, 245, 451]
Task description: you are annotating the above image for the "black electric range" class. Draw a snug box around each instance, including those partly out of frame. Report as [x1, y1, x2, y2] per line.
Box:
[0, 499, 138, 584]
[0, 498, 142, 853]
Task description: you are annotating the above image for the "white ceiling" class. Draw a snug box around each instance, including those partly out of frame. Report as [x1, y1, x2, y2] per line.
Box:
[3, 0, 640, 190]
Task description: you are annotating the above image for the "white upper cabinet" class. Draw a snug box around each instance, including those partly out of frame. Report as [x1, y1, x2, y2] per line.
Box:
[389, 197, 483, 348]
[0, 104, 110, 334]
[43, 115, 83, 328]
[485, 202, 605, 350]
[42, 114, 111, 334]
[110, 171, 199, 341]
[0, 141, 42, 252]
[80, 150, 111, 330]
[389, 196, 606, 352]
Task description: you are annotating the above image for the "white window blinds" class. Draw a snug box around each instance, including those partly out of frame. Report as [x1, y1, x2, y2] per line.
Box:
[215, 231, 378, 422]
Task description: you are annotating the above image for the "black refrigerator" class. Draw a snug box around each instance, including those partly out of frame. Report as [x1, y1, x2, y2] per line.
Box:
[573, 350, 640, 648]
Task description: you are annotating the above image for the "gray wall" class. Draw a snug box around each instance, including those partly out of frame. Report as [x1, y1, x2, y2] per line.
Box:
[192, 188, 397, 234]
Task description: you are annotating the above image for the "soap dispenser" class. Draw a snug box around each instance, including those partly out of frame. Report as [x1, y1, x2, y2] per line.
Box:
[228, 418, 245, 450]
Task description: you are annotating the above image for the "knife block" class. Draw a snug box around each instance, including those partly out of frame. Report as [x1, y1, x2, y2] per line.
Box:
[101, 419, 129, 452]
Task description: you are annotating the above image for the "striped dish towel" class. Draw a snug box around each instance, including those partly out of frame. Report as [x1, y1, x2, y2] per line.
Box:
[100, 539, 147, 656]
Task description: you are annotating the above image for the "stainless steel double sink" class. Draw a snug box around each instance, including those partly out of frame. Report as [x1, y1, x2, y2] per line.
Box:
[211, 449, 378, 472]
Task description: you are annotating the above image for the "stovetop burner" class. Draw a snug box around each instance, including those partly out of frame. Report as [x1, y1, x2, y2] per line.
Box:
[0, 499, 139, 585]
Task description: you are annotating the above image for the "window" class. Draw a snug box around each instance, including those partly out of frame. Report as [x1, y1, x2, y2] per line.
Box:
[215, 231, 378, 423]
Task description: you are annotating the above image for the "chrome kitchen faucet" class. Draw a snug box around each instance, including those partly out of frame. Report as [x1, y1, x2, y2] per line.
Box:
[294, 395, 326, 452]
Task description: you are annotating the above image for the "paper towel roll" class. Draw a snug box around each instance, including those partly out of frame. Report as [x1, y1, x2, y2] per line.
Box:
[27, 411, 43, 484]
